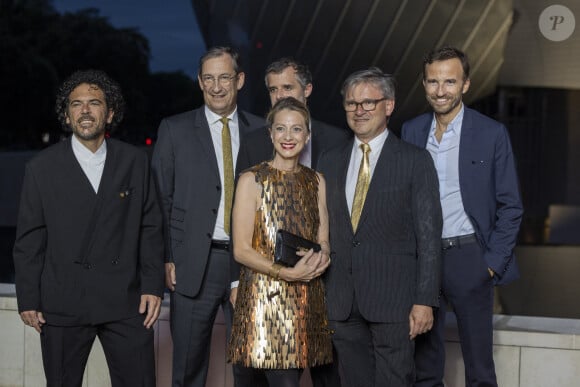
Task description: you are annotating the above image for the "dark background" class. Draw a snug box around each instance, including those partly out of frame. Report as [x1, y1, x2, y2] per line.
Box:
[1, 0, 579, 285]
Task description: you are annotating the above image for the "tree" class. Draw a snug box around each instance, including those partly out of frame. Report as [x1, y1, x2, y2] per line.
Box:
[0, 0, 198, 149]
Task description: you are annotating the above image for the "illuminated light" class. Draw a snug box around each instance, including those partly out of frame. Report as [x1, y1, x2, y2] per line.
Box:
[145, 138, 153, 146]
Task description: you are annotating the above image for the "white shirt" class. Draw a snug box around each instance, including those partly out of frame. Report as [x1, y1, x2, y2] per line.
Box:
[426, 104, 474, 238]
[71, 135, 106, 193]
[345, 129, 388, 214]
[204, 106, 241, 241]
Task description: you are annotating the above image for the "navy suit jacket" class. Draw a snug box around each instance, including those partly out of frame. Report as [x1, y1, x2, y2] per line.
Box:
[401, 106, 523, 285]
[151, 107, 265, 297]
[14, 138, 165, 326]
[318, 133, 442, 322]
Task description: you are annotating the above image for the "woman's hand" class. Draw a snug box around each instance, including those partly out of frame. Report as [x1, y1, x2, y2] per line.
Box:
[280, 249, 331, 282]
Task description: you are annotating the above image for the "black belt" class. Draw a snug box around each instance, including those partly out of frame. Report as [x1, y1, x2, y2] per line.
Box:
[441, 233, 477, 250]
[211, 240, 230, 251]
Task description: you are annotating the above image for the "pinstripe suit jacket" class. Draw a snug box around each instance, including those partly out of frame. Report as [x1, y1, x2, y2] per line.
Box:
[318, 132, 442, 322]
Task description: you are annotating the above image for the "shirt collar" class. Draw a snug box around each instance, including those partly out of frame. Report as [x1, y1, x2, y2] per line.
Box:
[71, 134, 107, 162]
[354, 128, 389, 150]
[430, 103, 465, 137]
[204, 105, 238, 125]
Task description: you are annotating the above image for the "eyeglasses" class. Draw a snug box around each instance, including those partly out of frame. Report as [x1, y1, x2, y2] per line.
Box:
[343, 97, 388, 112]
[201, 74, 237, 87]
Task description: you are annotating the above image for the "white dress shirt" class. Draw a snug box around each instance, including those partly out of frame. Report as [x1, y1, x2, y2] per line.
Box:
[345, 129, 388, 214]
[426, 104, 474, 238]
[205, 106, 241, 241]
[71, 135, 107, 193]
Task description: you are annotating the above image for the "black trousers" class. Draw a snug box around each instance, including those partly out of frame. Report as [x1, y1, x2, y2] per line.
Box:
[330, 298, 413, 387]
[170, 248, 243, 387]
[40, 315, 155, 387]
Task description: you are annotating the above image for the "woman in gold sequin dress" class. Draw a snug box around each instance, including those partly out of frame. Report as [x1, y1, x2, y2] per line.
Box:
[228, 97, 333, 386]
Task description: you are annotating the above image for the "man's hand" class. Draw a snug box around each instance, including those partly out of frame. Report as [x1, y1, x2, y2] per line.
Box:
[139, 294, 161, 329]
[165, 262, 176, 291]
[409, 304, 434, 340]
[20, 310, 45, 333]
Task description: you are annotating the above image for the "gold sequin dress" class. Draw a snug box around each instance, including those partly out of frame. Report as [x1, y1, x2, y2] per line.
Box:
[228, 162, 333, 369]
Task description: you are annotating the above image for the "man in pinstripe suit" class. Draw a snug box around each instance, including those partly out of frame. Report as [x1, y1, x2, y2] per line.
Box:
[318, 68, 442, 387]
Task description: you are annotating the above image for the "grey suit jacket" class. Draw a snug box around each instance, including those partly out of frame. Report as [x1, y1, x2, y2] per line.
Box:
[151, 106, 264, 297]
[317, 133, 442, 322]
[14, 138, 164, 326]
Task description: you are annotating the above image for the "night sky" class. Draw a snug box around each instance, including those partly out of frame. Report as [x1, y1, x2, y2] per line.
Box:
[52, 0, 205, 77]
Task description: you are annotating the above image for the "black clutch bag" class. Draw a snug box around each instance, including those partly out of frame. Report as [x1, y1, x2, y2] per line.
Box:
[274, 229, 321, 267]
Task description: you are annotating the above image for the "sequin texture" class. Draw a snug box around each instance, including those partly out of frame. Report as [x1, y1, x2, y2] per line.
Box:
[228, 162, 333, 369]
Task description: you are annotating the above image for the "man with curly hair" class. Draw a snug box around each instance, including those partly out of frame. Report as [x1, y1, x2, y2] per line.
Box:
[13, 69, 165, 387]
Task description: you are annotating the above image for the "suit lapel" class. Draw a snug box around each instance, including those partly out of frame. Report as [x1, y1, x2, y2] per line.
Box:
[237, 110, 253, 136]
[193, 108, 221, 180]
[419, 115, 432, 147]
[96, 138, 117, 197]
[62, 138, 99, 197]
[458, 107, 476, 185]
[336, 140, 355, 234]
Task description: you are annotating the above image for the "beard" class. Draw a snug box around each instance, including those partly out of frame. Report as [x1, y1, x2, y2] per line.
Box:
[73, 127, 105, 141]
[71, 117, 106, 141]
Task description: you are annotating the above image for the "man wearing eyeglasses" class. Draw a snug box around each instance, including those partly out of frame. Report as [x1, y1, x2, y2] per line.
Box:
[317, 67, 442, 386]
[151, 46, 265, 387]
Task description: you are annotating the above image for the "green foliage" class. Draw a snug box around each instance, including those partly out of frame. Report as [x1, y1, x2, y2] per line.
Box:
[0, 0, 199, 149]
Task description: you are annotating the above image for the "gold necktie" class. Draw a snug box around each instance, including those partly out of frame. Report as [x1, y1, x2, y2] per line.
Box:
[221, 117, 234, 235]
[351, 143, 371, 231]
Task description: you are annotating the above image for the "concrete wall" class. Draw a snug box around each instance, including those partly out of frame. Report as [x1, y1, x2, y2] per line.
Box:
[3, 285, 580, 387]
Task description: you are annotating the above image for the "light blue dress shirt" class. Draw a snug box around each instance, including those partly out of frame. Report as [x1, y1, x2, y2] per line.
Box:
[426, 105, 474, 238]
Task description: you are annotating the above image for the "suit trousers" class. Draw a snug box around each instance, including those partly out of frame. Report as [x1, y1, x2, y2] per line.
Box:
[330, 297, 413, 387]
[40, 315, 155, 387]
[414, 241, 496, 387]
[170, 248, 236, 387]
